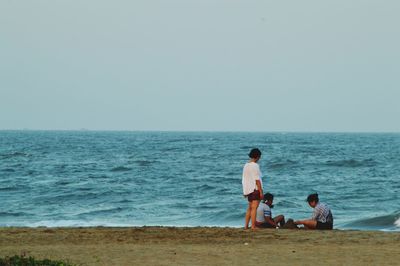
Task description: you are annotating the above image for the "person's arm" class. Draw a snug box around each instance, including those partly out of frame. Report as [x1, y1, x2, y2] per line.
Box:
[256, 180, 263, 199]
[264, 216, 276, 227]
[256, 164, 263, 198]
[296, 206, 319, 225]
[311, 208, 318, 220]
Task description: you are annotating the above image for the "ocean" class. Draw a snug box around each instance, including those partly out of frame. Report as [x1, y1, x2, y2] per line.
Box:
[0, 131, 399, 231]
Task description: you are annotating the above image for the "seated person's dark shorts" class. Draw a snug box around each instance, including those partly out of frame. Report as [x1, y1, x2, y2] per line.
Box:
[316, 221, 333, 230]
[255, 222, 275, 229]
[246, 190, 261, 202]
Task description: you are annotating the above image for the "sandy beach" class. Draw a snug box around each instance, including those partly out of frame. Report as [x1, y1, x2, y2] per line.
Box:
[0, 227, 399, 265]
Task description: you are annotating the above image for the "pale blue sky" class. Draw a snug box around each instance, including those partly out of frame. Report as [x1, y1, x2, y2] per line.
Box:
[1, 1, 399, 132]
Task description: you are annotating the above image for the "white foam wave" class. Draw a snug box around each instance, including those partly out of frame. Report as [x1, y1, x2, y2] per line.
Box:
[1, 220, 137, 228]
[0, 220, 243, 228]
[395, 218, 400, 227]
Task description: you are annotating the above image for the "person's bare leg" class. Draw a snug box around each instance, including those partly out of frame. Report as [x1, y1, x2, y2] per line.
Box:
[244, 202, 251, 229]
[273, 215, 285, 227]
[250, 200, 260, 229]
[301, 220, 317, 229]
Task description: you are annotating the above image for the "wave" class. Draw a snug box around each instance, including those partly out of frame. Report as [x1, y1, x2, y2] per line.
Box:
[324, 159, 377, 168]
[395, 218, 400, 227]
[110, 166, 132, 172]
[344, 212, 400, 230]
[0, 219, 241, 228]
[269, 159, 298, 169]
[197, 204, 218, 210]
[115, 198, 132, 204]
[275, 200, 302, 208]
[161, 147, 182, 152]
[201, 211, 243, 224]
[0, 168, 16, 172]
[88, 174, 111, 179]
[76, 207, 124, 217]
[0, 185, 26, 191]
[0, 211, 27, 217]
[22, 220, 136, 228]
[198, 184, 215, 191]
[133, 160, 154, 167]
[0, 151, 30, 160]
[40, 190, 118, 202]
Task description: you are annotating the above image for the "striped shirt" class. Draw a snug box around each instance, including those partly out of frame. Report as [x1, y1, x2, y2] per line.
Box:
[256, 202, 272, 223]
[312, 203, 333, 223]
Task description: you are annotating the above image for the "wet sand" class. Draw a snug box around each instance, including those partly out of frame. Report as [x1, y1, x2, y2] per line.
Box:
[1, 227, 399, 265]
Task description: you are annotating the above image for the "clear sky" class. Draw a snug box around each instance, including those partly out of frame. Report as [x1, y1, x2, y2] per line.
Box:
[1, 1, 399, 132]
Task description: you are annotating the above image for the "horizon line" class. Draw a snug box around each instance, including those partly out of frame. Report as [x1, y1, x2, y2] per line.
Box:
[0, 129, 399, 134]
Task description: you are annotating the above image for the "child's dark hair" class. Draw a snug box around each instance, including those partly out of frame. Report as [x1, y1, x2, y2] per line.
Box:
[248, 148, 262, 159]
[307, 193, 319, 203]
[264, 193, 274, 202]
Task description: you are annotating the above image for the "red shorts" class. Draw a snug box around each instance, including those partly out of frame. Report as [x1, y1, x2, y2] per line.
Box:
[246, 190, 261, 202]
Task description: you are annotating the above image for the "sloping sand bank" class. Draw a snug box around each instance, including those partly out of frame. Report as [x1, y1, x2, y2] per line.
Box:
[1, 227, 399, 265]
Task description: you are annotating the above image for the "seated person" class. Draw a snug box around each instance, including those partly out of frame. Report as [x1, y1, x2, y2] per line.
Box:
[255, 193, 285, 228]
[294, 193, 333, 230]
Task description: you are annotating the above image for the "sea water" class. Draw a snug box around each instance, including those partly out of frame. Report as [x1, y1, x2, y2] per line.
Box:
[0, 131, 399, 231]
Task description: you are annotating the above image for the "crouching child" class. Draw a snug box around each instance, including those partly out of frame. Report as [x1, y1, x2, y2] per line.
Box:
[294, 193, 333, 230]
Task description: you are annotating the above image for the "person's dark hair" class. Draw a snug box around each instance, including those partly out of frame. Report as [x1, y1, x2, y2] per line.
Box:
[264, 193, 274, 202]
[307, 193, 319, 203]
[248, 148, 262, 159]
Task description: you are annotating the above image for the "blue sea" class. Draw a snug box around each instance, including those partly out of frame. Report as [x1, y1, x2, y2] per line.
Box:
[0, 131, 399, 231]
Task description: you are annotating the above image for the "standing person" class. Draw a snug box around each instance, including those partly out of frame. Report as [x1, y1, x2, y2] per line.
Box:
[242, 148, 263, 229]
[294, 193, 334, 230]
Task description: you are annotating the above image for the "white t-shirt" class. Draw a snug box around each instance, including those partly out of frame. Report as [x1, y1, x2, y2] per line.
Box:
[256, 202, 272, 223]
[242, 162, 262, 195]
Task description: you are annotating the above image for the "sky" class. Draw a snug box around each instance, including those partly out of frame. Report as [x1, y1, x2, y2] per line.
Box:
[1, 0, 399, 132]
